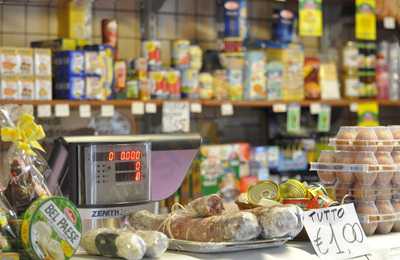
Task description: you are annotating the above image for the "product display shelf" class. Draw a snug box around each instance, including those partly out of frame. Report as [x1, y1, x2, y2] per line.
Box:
[1, 99, 400, 109]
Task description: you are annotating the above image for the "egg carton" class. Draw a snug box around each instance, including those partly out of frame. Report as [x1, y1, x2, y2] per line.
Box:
[334, 187, 397, 201]
[328, 138, 396, 151]
[358, 212, 400, 224]
[310, 162, 396, 173]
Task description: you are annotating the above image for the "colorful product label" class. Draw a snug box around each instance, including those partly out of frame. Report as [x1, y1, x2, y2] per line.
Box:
[355, 0, 376, 40]
[223, 0, 248, 39]
[299, 0, 323, 37]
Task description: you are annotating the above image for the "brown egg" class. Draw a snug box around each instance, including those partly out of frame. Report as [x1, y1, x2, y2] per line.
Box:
[336, 127, 356, 151]
[353, 183, 376, 201]
[376, 200, 395, 234]
[392, 199, 400, 232]
[391, 151, 400, 186]
[354, 127, 378, 151]
[335, 152, 355, 185]
[354, 152, 378, 186]
[375, 127, 394, 152]
[375, 152, 395, 186]
[335, 183, 351, 201]
[356, 201, 378, 236]
[317, 151, 336, 185]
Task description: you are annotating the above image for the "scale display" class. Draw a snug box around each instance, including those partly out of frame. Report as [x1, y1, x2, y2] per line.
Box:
[84, 142, 151, 205]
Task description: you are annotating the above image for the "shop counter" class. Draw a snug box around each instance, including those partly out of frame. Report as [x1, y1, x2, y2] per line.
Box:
[72, 232, 400, 260]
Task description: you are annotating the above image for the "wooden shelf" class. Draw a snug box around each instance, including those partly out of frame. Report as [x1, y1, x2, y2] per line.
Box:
[0, 99, 398, 108]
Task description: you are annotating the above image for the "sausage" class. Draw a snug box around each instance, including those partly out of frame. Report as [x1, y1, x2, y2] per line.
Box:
[186, 194, 225, 217]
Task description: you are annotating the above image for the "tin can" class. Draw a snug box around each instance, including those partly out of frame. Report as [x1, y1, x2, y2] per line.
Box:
[223, 0, 248, 39]
[181, 69, 199, 99]
[134, 57, 148, 80]
[142, 41, 161, 70]
[189, 45, 203, 70]
[247, 180, 280, 205]
[149, 71, 168, 99]
[173, 40, 190, 69]
[199, 73, 214, 99]
[165, 70, 181, 99]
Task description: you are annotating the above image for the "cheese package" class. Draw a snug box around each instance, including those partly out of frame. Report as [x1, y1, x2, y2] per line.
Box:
[85, 75, 104, 100]
[34, 76, 52, 100]
[244, 51, 267, 100]
[54, 76, 85, 100]
[17, 48, 34, 75]
[21, 196, 82, 260]
[19, 76, 35, 100]
[0, 48, 20, 75]
[34, 49, 52, 76]
[1, 76, 20, 99]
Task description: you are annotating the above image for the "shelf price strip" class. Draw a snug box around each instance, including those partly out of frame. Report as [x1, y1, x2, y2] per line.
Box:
[304, 204, 370, 259]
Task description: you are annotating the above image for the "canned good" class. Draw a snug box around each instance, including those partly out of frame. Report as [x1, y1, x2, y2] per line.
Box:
[173, 40, 190, 69]
[181, 69, 199, 99]
[142, 41, 161, 70]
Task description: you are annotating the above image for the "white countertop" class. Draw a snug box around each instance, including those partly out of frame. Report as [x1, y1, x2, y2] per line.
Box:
[72, 232, 400, 260]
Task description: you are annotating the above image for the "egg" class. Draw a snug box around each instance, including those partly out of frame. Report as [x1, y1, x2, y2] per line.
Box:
[317, 151, 336, 185]
[389, 126, 400, 140]
[375, 127, 394, 152]
[392, 200, 400, 232]
[336, 127, 356, 151]
[376, 200, 395, 234]
[352, 183, 376, 200]
[375, 152, 395, 186]
[335, 152, 355, 185]
[335, 183, 351, 201]
[354, 152, 378, 186]
[354, 128, 378, 151]
[391, 151, 400, 186]
[356, 201, 378, 236]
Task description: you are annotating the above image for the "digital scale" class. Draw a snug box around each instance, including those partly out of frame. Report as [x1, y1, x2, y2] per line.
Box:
[47, 134, 201, 232]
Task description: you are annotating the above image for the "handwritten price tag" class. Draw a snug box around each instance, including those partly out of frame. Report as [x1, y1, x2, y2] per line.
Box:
[162, 102, 190, 133]
[304, 204, 369, 260]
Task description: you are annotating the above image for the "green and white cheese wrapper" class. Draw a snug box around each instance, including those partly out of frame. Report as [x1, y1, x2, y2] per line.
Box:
[21, 196, 82, 260]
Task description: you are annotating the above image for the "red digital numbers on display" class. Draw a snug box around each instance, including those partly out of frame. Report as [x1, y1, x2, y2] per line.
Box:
[107, 150, 142, 161]
[134, 172, 142, 181]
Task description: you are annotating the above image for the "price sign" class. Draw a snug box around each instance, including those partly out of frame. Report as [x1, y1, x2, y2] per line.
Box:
[55, 104, 70, 117]
[162, 101, 190, 133]
[131, 102, 145, 115]
[37, 105, 52, 118]
[145, 103, 157, 114]
[273, 103, 287, 113]
[190, 103, 202, 113]
[79, 105, 91, 118]
[304, 204, 369, 260]
[101, 105, 114, 117]
[221, 103, 234, 116]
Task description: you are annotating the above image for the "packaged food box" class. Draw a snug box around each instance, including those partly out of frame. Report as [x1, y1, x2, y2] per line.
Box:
[149, 71, 167, 99]
[54, 50, 85, 77]
[244, 51, 267, 100]
[227, 69, 243, 100]
[330, 126, 395, 152]
[0, 48, 20, 75]
[213, 70, 229, 100]
[181, 69, 199, 99]
[223, 0, 248, 39]
[173, 40, 190, 69]
[165, 70, 181, 99]
[54, 76, 85, 100]
[17, 48, 34, 75]
[84, 51, 101, 75]
[1, 76, 20, 99]
[34, 76, 52, 100]
[304, 56, 320, 99]
[266, 61, 284, 100]
[31, 38, 81, 51]
[33, 49, 52, 76]
[85, 75, 103, 100]
[57, 0, 93, 40]
[19, 76, 35, 100]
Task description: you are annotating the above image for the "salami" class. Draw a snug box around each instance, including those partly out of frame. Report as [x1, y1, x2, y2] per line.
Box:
[129, 210, 261, 242]
[186, 194, 224, 217]
[135, 230, 169, 258]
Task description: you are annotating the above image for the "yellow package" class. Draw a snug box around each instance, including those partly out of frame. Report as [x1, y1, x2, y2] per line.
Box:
[58, 0, 93, 40]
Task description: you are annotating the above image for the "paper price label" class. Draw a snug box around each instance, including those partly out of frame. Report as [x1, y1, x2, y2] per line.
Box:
[21, 105, 34, 115]
[350, 103, 358, 112]
[131, 102, 145, 115]
[145, 103, 157, 114]
[304, 204, 369, 260]
[221, 103, 234, 116]
[287, 104, 301, 133]
[162, 102, 190, 133]
[272, 103, 287, 113]
[384, 17, 396, 29]
[37, 105, 52, 118]
[55, 104, 70, 117]
[101, 105, 114, 117]
[79, 105, 91, 118]
[190, 103, 202, 113]
[310, 103, 321, 114]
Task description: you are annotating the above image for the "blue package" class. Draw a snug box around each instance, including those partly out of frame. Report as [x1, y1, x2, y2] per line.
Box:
[223, 0, 248, 39]
[54, 76, 85, 100]
[271, 9, 295, 43]
[53, 51, 85, 78]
